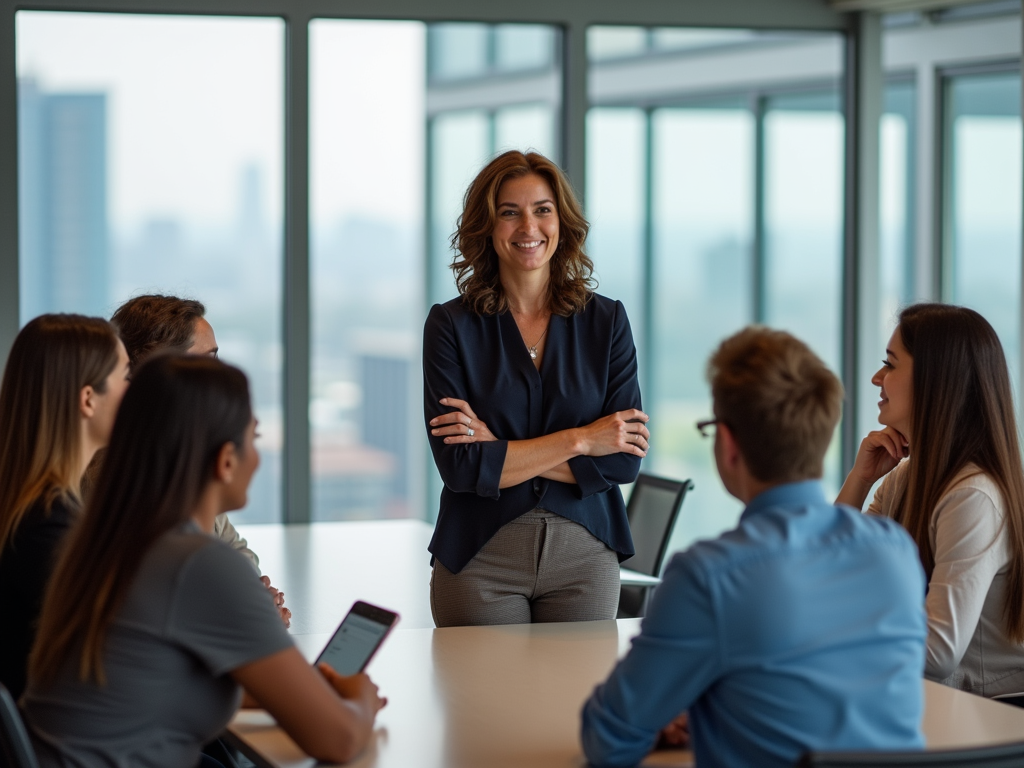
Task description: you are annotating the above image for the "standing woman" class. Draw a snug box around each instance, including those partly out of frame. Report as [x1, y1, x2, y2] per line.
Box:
[424, 150, 650, 627]
[837, 303, 1024, 696]
[0, 315, 129, 699]
[24, 356, 384, 767]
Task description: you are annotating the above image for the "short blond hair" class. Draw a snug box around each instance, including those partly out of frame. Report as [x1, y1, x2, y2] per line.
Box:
[707, 327, 843, 483]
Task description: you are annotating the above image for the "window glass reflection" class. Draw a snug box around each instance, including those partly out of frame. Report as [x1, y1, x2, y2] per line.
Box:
[428, 23, 488, 81]
[585, 108, 646, 350]
[494, 25, 555, 73]
[763, 91, 844, 492]
[16, 11, 283, 524]
[310, 19, 425, 521]
[650, 107, 754, 552]
[945, 71, 1022, 397]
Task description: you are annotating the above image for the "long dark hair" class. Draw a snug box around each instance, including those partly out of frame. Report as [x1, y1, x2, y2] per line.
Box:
[451, 150, 595, 317]
[0, 315, 119, 552]
[30, 355, 252, 684]
[894, 303, 1024, 642]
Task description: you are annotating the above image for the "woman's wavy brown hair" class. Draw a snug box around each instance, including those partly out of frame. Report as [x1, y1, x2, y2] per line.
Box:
[450, 150, 595, 316]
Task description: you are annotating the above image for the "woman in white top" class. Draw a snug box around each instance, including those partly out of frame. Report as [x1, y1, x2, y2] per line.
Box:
[837, 303, 1024, 697]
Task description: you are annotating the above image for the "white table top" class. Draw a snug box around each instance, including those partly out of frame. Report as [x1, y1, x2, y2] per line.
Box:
[228, 618, 1024, 768]
[236, 521, 660, 635]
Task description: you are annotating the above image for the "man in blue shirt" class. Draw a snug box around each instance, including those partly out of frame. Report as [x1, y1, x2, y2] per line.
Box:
[581, 326, 927, 768]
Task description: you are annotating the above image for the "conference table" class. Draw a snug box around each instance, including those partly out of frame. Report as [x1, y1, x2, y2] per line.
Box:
[231, 521, 1024, 768]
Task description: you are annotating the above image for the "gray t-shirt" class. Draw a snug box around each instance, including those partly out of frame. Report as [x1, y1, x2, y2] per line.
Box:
[23, 523, 293, 768]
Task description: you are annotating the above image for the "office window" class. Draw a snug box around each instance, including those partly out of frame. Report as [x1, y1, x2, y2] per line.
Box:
[427, 24, 489, 81]
[427, 111, 491, 307]
[16, 12, 284, 524]
[428, 23, 556, 82]
[585, 108, 646, 351]
[880, 81, 916, 334]
[494, 25, 557, 74]
[587, 27, 648, 62]
[944, 70, 1022, 394]
[857, 80, 917, 443]
[649, 105, 754, 551]
[763, 91, 844, 492]
[310, 20, 426, 521]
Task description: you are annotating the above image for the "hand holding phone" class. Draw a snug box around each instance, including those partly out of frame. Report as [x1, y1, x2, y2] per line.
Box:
[317, 666, 388, 712]
[315, 600, 399, 676]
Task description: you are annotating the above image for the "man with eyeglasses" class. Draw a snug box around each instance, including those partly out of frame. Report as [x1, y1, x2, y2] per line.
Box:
[580, 326, 927, 768]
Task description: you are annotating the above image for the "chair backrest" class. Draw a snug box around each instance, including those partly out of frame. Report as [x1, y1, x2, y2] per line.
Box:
[992, 692, 1024, 708]
[0, 683, 39, 768]
[797, 741, 1024, 767]
[624, 474, 693, 577]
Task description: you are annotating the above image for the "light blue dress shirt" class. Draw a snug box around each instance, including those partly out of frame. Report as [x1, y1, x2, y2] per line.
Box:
[581, 480, 927, 768]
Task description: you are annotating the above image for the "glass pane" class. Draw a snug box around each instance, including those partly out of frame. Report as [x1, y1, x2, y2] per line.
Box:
[763, 92, 844, 493]
[428, 23, 488, 81]
[17, 11, 284, 524]
[428, 111, 491, 307]
[651, 107, 754, 554]
[310, 20, 425, 522]
[862, 81, 916, 441]
[587, 26, 649, 62]
[650, 27, 759, 53]
[585, 108, 646, 357]
[945, 71, 1022, 397]
[494, 24, 554, 73]
[494, 104, 555, 158]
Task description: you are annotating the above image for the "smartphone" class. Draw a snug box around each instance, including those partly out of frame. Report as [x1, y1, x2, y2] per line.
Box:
[314, 601, 399, 676]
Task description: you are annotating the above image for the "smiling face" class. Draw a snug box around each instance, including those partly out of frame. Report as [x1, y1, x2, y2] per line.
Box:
[491, 173, 560, 280]
[872, 327, 914, 439]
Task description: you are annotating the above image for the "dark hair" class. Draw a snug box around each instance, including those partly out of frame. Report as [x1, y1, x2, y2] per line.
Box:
[892, 303, 1024, 643]
[708, 326, 844, 483]
[31, 355, 252, 684]
[451, 150, 595, 316]
[0, 315, 120, 552]
[111, 294, 206, 371]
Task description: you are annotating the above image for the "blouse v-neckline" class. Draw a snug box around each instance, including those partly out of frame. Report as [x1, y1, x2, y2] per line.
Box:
[501, 310, 558, 378]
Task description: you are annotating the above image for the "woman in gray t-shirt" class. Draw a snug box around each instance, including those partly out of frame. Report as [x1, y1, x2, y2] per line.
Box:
[23, 355, 386, 768]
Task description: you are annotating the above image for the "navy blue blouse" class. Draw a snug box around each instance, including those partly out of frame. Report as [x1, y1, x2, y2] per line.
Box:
[423, 293, 642, 574]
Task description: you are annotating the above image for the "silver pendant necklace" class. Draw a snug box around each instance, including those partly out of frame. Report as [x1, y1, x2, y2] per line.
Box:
[528, 326, 549, 360]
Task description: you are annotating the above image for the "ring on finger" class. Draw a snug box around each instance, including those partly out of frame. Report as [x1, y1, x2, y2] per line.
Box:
[467, 428, 475, 436]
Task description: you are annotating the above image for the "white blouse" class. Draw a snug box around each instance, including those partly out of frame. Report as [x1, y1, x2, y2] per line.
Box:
[868, 461, 1024, 696]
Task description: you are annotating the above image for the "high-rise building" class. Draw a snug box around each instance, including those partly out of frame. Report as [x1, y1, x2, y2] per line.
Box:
[18, 78, 109, 323]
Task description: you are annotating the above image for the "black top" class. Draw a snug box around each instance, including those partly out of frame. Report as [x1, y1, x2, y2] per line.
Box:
[0, 494, 77, 700]
[423, 293, 642, 573]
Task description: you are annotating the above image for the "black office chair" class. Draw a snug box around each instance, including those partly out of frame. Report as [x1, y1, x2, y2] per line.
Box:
[0, 683, 39, 768]
[797, 741, 1024, 767]
[993, 692, 1024, 709]
[618, 474, 693, 619]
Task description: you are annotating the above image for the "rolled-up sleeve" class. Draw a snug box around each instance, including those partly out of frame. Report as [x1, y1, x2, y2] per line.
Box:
[581, 555, 720, 767]
[567, 301, 643, 498]
[423, 305, 508, 499]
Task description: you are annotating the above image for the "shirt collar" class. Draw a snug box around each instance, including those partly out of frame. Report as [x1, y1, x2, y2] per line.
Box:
[740, 479, 827, 521]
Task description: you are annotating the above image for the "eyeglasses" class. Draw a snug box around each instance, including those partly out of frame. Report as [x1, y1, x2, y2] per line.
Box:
[696, 418, 719, 438]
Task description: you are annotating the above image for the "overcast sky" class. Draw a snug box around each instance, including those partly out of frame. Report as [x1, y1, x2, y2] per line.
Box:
[17, 12, 425, 233]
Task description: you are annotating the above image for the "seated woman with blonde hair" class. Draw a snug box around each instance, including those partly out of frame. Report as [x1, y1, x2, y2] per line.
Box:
[837, 303, 1024, 696]
[23, 356, 384, 767]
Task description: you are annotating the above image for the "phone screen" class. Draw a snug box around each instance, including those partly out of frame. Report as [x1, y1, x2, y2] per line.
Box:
[315, 602, 397, 675]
